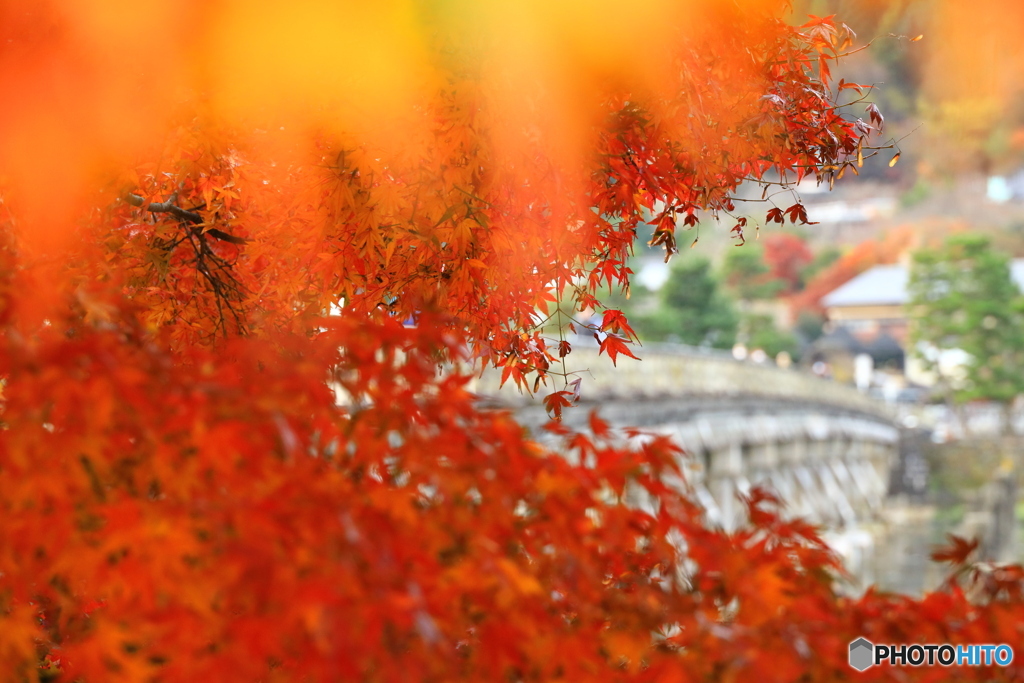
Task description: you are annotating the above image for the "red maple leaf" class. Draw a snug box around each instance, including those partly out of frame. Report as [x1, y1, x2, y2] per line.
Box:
[598, 334, 641, 366]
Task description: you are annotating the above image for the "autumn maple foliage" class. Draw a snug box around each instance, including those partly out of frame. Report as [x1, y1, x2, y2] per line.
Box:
[0, 2, 1021, 682]
[791, 226, 916, 317]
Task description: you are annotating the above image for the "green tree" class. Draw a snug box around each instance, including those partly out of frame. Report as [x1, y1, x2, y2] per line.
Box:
[908, 234, 1024, 414]
[742, 312, 800, 359]
[795, 310, 826, 344]
[636, 257, 737, 348]
[721, 245, 784, 300]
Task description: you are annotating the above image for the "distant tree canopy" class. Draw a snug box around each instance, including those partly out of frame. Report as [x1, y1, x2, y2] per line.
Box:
[763, 233, 814, 294]
[721, 245, 783, 300]
[797, 0, 1024, 176]
[742, 312, 800, 359]
[721, 233, 814, 301]
[908, 234, 1024, 404]
[635, 257, 738, 348]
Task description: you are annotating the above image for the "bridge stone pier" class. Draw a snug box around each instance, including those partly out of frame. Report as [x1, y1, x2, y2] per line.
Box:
[474, 343, 900, 585]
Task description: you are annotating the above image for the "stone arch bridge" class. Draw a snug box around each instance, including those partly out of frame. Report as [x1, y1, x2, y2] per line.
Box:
[474, 343, 901, 584]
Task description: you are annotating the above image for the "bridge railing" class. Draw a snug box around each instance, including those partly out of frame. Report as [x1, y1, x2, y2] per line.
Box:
[475, 341, 890, 418]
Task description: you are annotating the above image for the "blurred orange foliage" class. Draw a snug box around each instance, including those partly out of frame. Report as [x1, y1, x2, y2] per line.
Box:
[0, 3, 1021, 682]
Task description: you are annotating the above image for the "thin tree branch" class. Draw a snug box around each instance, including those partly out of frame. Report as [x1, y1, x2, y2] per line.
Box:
[125, 193, 249, 245]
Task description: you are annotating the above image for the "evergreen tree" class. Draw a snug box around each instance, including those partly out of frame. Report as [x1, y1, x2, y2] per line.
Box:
[909, 234, 1024, 409]
[638, 257, 738, 348]
[720, 245, 783, 300]
[742, 312, 800, 359]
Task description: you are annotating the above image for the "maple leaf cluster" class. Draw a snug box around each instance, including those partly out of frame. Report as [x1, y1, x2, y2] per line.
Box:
[0, 2, 1020, 682]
